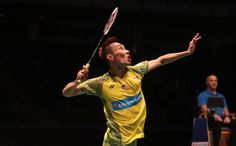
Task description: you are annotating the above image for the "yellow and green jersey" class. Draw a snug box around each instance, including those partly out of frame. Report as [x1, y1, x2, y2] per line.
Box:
[79, 61, 149, 145]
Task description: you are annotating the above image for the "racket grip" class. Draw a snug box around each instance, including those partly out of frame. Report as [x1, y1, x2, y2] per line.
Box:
[84, 63, 90, 70]
[76, 63, 90, 84]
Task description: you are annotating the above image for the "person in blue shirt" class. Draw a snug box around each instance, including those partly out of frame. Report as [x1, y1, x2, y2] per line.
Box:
[197, 74, 231, 146]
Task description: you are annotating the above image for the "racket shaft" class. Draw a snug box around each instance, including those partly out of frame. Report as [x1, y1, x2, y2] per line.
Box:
[87, 34, 104, 65]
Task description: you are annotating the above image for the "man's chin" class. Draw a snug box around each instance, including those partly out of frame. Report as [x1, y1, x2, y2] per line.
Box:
[124, 62, 131, 66]
[127, 62, 132, 66]
[127, 59, 132, 64]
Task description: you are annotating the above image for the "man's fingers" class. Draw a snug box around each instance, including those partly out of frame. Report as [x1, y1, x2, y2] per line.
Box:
[77, 72, 83, 78]
[195, 33, 200, 37]
[195, 36, 201, 41]
[82, 65, 89, 71]
[193, 33, 201, 41]
[191, 34, 201, 45]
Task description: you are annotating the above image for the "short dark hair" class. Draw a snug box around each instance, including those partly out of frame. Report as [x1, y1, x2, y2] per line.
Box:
[98, 36, 119, 60]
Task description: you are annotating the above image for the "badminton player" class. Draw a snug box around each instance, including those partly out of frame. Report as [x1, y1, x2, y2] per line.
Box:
[62, 33, 201, 146]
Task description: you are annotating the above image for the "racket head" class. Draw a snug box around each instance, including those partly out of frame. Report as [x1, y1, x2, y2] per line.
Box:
[103, 7, 119, 35]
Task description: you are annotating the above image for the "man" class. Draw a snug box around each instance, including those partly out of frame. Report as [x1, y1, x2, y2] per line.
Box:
[197, 74, 232, 146]
[62, 33, 201, 146]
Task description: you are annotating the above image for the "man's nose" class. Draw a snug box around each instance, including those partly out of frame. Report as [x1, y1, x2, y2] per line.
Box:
[125, 49, 130, 54]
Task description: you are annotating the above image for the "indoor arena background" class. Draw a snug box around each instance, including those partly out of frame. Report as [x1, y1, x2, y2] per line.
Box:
[0, 0, 235, 145]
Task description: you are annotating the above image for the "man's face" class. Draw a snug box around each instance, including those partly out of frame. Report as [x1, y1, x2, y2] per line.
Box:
[108, 42, 131, 65]
[206, 75, 218, 90]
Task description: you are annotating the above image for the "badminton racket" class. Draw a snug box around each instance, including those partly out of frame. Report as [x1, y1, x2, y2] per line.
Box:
[77, 7, 119, 83]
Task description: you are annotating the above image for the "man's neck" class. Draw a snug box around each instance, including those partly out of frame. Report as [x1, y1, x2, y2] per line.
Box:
[208, 88, 217, 94]
[109, 65, 128, 78]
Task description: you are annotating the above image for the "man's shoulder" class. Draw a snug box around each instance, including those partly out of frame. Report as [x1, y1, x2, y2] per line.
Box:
[216, 92, 225, 97]
[85, 73, 109, 84]
[127, 60, 149, 74]
[198, 90, 208, 97]
[200, 90, 208, 94]
[128, 61, 148, 67]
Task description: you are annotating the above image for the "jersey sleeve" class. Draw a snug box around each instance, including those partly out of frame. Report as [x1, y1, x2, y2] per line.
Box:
[197, 93, 207, 108]
[78, 76, 103, 97]
[128, 60, 150, 76]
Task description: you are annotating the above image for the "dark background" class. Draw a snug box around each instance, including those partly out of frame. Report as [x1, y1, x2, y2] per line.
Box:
[0, 0, 236, 145]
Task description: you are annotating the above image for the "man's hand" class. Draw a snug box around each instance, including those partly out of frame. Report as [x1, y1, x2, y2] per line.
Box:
[213, 113, 223, 122]
[224, 116, 231, 124]
[188, 33, 202, 55]
[75, 65, 89, 83]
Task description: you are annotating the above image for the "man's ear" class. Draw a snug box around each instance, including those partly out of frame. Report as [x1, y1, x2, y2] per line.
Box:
[106, 54, 114, 61]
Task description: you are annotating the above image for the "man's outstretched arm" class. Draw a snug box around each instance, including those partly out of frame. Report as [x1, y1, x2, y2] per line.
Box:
[148, 33, 201, 71]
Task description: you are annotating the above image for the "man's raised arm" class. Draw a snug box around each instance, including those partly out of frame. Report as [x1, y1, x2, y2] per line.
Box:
[148, 33, 201, 71]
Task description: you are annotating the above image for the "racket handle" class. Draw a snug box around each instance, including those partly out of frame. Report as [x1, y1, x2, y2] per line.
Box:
[76, 63, 90, 84]
[84, 63, 90, 70]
